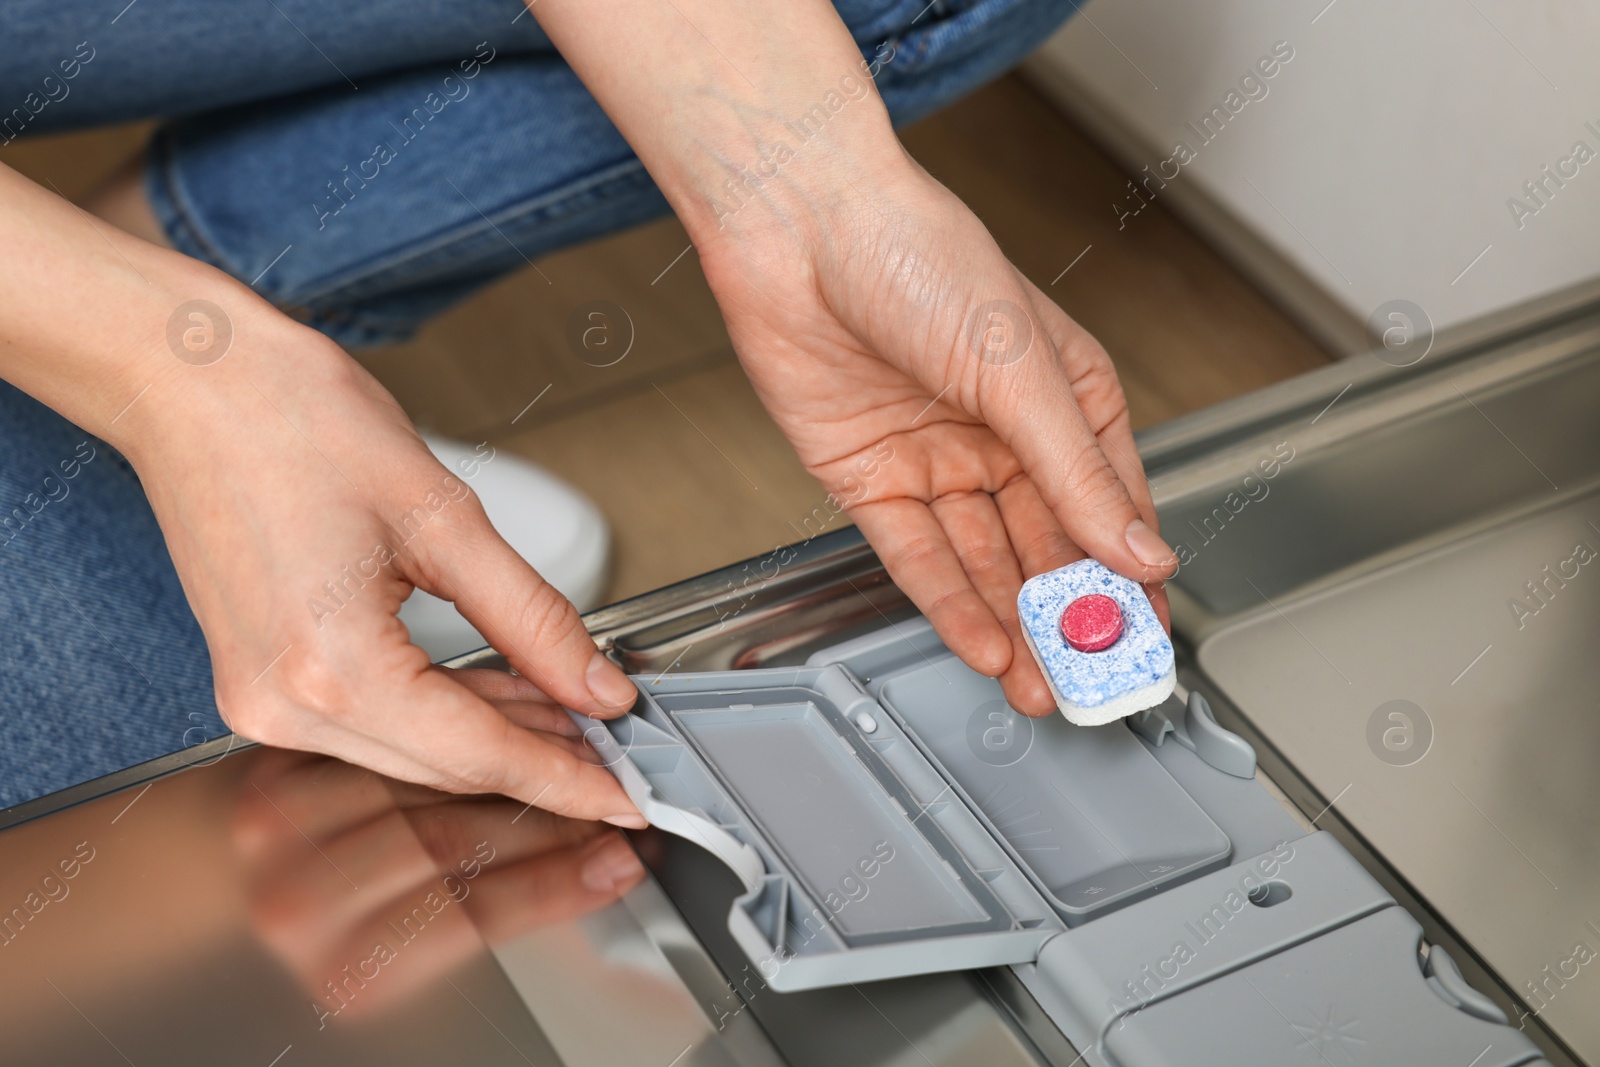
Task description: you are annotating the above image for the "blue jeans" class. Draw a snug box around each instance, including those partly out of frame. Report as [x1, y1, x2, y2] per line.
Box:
[0, 0, 1072, 806]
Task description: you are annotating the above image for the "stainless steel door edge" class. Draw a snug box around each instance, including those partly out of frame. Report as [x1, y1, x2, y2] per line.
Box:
[0, 732, 252, 833]
[454, 526, 916, 677]
[1148, 305, 1600, 634]
[1135, 302, 1600, 475]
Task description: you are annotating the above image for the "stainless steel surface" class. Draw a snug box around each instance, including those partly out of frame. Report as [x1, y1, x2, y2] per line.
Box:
[0, 747, 788, 1066]
[10, 306, 1597, 1064]
[0, 530, 1052, 1067]
[1151, 307, 1600, 1066]
[1137, 302, 1600, 497]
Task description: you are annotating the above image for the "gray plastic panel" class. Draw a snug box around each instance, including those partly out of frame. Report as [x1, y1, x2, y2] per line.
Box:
[809, 621, 1235, 923]
[803, 615, 948, 687]
[666, 701, 992, 941]
[807, 618, 1307, 868]
[1021, 832, 1394, 1054]
[1134, 698, 1307, 862]
[580, 665, 1062, 990]
[1104, 908, 1545, 1067]
[875, 657, 1232, 922]
[793, 620, 1541, 1063]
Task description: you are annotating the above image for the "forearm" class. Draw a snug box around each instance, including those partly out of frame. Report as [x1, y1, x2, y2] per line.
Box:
[528, 0, 905, 243]
[0, 165, 183, 437]
[0, 164, 344, 465]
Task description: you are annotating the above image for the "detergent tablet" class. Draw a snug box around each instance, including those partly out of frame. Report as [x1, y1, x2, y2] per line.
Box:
[1018, 559, 1175, 726]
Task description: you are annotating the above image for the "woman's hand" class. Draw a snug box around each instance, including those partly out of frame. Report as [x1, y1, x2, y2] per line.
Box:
[0, 164, 643, 822]
[526, 0, 1175, 716]
[698, 160, 1175, 715]
[119, 297, 645, 824]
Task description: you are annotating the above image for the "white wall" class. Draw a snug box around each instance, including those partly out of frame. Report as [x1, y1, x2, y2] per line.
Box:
[1027, 0, 1600, 349]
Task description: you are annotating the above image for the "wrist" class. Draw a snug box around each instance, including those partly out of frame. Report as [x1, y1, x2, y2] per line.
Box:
[672, 87, 912, 248]
[110, 294, 362, 474]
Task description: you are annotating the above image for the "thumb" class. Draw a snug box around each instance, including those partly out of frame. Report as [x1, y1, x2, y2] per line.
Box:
[402, 499, 637, 718]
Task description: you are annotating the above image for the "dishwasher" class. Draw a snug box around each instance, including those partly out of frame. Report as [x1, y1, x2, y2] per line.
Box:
[0, 305, 1594, 1066]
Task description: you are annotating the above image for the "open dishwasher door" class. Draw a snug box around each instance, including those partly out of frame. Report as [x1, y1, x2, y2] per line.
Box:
[0, 309, 1591, 1067]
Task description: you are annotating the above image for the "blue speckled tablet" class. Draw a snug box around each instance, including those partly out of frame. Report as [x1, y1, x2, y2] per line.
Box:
[1017, 560, 1175, 725]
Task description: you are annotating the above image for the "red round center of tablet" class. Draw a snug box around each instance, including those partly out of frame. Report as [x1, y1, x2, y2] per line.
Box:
[1061, 594, 1123, 652]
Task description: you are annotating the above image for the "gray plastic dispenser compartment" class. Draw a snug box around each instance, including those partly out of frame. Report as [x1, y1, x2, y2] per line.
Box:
[662, 696, 994, 942]
[874, 655, 1233, 922]
[808, 616, 1306, 864]
[587, 614, 1537, 1067]
[1025, 831, 1396, 1050]
[808, 620, 1234, 923]
[579, 665, 1062, 990]
[1129, 691, 1257, 779]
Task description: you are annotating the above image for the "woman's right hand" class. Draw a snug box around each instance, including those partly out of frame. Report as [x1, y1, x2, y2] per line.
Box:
[2, 163, 640, 824]
[113, 275, 646, 825]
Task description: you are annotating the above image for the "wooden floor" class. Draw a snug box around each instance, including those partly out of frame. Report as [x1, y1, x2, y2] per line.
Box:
[5, 75, 1330, 603]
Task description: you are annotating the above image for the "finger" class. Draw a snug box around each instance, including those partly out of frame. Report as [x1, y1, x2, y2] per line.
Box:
[1144, 579, 1172, 631]
[441, 666, 558, 706]
[852, 498, 1010, 677]
[402, 499, 637, 718]
[1061, 380, 1174, 634]
[993, 476, 1085, 576]
[1024, 279, 1178, 585]
[434, 663, 589, 738]
[929, 490, 1056, 715]
[380, 670, 642, 823]
[480, 714, 605, 765]
[955, 285, 1177, 585]
[994, 470, 1171, 639]
[254, 656, 644, 826]
[481, 697, 584, 738]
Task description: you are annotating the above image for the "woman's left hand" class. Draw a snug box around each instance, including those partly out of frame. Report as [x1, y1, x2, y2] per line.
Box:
[698, 159, 1174, 715]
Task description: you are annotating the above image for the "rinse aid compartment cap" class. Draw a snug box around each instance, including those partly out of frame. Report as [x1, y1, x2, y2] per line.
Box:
[571, 664, 1063, 991]
[1018, 560, 1176, 726]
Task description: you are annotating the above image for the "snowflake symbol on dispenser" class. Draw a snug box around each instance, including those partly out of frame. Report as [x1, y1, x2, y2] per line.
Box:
[1291, 1007, 1365, 1062]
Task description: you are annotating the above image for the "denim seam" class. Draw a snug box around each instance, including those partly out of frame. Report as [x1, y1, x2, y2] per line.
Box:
[288, 155, 654, 305]
[149, 128, 248, 281]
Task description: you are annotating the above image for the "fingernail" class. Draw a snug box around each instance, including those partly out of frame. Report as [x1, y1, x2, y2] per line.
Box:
[586, 652, 637, 710]
[602, 812, 648, 829]
[1124, 519, 1178, 576]
[581, 835, 645, 894]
